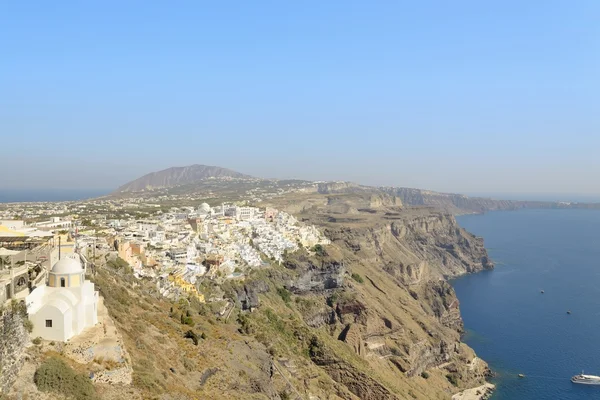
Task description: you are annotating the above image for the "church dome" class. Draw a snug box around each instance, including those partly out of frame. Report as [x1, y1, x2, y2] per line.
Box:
[199, 203, 211, 213]
[51, 255, 83, 274]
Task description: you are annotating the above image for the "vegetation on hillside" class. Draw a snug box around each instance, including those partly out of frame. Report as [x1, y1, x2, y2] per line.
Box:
[34, 357, 97, 400]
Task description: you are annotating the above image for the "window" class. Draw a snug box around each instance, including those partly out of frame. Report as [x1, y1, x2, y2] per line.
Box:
[45, 320, 52, 328]
[60, 278, 66, 287]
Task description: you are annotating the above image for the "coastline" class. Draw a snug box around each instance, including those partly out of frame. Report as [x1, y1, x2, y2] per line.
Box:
[452, 383, 495, 400]
[450, 218, 497, 398]
[0, 188, 110, 203]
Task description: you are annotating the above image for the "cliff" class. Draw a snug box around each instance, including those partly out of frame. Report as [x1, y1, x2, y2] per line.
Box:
[248, 192, 495, 399]
[115, 164, 253, 193]
[383, 187, 528, 214]
[383, 187, 600, 214]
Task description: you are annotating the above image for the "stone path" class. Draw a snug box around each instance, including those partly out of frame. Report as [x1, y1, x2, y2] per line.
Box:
[62, 297, 133, 385]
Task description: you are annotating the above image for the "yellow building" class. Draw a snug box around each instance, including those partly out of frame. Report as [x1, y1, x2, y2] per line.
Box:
[168, 273, 205, 303]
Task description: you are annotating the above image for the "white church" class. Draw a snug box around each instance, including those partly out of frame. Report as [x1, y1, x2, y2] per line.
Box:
[26, 253, 99, 342]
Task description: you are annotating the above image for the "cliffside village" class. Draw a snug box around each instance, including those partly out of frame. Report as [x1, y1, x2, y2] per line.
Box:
[0, 200, 330, 334]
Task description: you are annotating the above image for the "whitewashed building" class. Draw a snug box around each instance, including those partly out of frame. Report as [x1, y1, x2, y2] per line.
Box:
[26, 254, 99, 342]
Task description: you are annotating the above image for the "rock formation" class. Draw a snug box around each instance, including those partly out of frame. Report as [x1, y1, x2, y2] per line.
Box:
[257, 192, 495, 398]
[0, 308, 28, 394]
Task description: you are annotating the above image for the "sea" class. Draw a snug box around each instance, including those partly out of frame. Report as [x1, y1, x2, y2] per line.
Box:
[454, 209, 600, 400]
[0, 189, 110, 203]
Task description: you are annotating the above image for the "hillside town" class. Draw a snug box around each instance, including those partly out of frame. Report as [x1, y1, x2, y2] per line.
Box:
[1, 199, 330, 308]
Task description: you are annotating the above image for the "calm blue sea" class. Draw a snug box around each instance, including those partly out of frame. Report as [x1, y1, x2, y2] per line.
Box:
[0, 189, 110, 203]
[454, 209, 600, 400]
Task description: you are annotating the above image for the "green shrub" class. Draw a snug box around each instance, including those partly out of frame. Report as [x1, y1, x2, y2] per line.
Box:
[312, 244, 326, 257]
[237, 314, 255, 334]
[23, 319, 33, 333]
[32, 337, 42, 345]
[446, 373, 459, 386]
[326, 292, 339, 307]
[180, 313, 193, 325]
[276, 287, 291, 303]
[421, 371, 430, 379]
[34, 357, 97, 399]
[280, 391, 291, 400]
[351, 273, 364, 283]
[184, 330, 199, 345]
[308, 335, 324, 359]
[264, 308, 287, 333]
[390, 347, 402, 356]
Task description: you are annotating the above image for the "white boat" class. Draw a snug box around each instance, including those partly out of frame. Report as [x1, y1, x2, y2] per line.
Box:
[571, 371, 600, 385]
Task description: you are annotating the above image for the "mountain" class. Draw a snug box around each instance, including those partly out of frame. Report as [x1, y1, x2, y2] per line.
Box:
[115, 164, 253, 193]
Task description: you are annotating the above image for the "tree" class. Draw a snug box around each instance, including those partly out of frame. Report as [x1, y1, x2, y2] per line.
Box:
[351, 273, 364, 284]
[184, 330, 199, 345]
[313, 244, 326, 257]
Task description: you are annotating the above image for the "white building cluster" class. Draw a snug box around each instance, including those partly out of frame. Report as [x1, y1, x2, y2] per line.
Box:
[107, 202, 329, 302]
[1, 196, 330, 307]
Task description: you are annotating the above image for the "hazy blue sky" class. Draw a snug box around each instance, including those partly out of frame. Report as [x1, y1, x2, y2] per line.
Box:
[1, 1, 599, 194]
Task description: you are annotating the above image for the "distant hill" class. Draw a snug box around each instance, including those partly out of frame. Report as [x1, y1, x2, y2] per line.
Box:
[381, 187, 600, 214]
[115, 164, 253, 193]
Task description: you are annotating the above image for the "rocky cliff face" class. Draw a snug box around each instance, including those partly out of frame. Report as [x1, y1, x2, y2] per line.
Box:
[0, 309, 28, 394]
[383, 187, 524, 214]
[234, 279, 270, 311]
[382, 186, 600, 214]
[254, 193, 494, 399]
[317, 182, 362, 194]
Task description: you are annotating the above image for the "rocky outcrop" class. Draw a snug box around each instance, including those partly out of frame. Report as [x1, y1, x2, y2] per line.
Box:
[284, 257, 345, 294]
[309, 336, 400, 400]
[234, 280, 270, 311]
[317, 182, 362, 194]
[0, 309, 28, 394]
[303, 307, 337, 328]
[423, 280, 463, 331]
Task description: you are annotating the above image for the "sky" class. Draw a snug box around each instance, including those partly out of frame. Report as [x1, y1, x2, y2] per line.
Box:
[1, 1, 599, 195]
